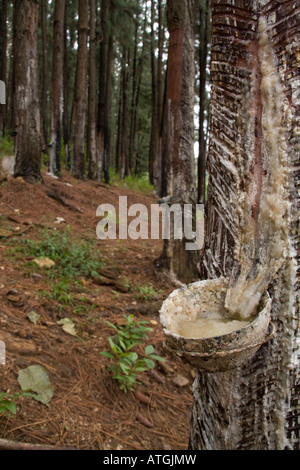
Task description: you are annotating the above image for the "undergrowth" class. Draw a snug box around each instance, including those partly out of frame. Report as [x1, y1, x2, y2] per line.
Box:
[0, 135, 14, 158]
[100, 315, 164, 393]
[7, 225, 103, 282]
[109, 169, 155, 195]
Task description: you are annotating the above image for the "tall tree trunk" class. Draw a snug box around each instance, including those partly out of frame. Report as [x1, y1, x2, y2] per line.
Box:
[197, 0, 210, 204]
[190, 0, 300, 450]
[118, 47, 130, 179]
[13, 0, 42, 183]
[40, 0, 48, 150]
[97, 0, 109, 183]
[71, 0, 89, 179]
[49, 0, 65, 176]
[104, 34, 113, 183]
[63, 0, 70, 168]
[150, 0, 164, 192]
[129, 10, 147, 175]
[157, 0, 199, 284]
[0, 0, 7, 137]
[149, 0, 157, 186]
[87, 0, 98, 180]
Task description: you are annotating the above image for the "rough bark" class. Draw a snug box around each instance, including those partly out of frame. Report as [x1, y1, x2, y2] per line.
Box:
[0, 0, 7, 136]
[87, 0, 98, 180]
[157, 0, 199, 284]
[12, 0, 42, 183]
[71, 0, 89, 179]
[40, 0, 48, 150]
[97, 0, 110, 183]
[63, 0, 70, 167]
[197, 0, 210, 204]
[49, 0, 65, 176]
[190, 0, 300, 450]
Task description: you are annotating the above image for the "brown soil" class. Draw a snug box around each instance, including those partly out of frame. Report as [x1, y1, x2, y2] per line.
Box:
[0, 170, 194, 451]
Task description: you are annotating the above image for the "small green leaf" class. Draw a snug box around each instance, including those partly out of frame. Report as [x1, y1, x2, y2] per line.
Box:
[145, 345, 155, 355]
[99, 351, 114, 359]
[17, 365, 54, 406]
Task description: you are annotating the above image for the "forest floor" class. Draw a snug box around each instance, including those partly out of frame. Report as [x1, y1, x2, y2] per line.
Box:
[0, 167, 194, 451]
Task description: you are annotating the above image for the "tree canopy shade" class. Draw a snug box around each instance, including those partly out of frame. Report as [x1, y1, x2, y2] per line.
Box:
[0, 0, 210, 192]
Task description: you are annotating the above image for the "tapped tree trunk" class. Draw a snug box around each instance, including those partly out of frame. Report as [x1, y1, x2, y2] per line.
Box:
[13, 0, 42, 183]
[157, 0, 199, 284]
[190, 0, 300, 450]
[71, 0, 88, 179]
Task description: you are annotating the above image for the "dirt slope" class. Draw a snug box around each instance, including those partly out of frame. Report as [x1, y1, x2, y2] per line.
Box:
[0, 170, 193, 451]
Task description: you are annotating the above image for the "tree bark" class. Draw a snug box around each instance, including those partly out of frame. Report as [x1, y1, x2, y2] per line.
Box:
[63, 0, 70, 168]
[0, 0, 7, 137]
[40, 0, 48, 151]
[149, 0, 165, 191]
[87, 0, 98, 180]
[49, 0, 65, 176]
[157, 0, 199, 284]
[71, 0, 89, 179]
[12, 0, 42, 183]
[97, 0, 110, 183]
[190, 0, 300, 450]
[119, 47, 130, 179]
[197, 0, 210, 204]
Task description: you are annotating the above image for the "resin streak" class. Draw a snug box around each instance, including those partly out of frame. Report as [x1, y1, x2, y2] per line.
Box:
[192, 0, 300, 450]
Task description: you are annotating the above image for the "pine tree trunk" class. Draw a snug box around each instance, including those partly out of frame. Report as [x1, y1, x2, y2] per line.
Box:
[190, 0, 300, 450]
[158, 0, 199, 284]
[40, 0, 48, 151]
[49, 0, 65, 176]
[0, 0, 7, 137]
[71, 0, 88, 179]
[13, 0, 42, 183]
[87, 0, 98, 180]
[150, 0, 164, 192]
[63, 0, 69, 168]
[97, 0, 110, 182]
[197, 0, 209, 204]
[120, 47, 129, 179]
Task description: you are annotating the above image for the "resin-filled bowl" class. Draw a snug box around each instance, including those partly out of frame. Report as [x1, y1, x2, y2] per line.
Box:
[159, 278, 274, 373]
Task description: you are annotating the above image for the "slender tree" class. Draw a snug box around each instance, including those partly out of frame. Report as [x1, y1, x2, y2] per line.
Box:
[49, 0, 65, 176]
[149, 0, 165, 190]
[40, 0, 48, 150]
[97, 0, 110, 183]
[87, 0, 98, 179]
[63, 0, 70, 167]
[157, 0, 199, 283]
[13, 0, 42, 183]
[0, 0, 7, 136]
[71, 0, 89, 179]
[197, 0, 210, 204]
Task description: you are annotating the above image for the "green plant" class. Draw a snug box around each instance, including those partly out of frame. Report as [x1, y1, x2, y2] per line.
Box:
[0, 391, 33, 417]
[0, 134, 14, 158]
[39, 280, 75, 306]
[135, 282, 161, 302]
[109, 169, 155, 195]
[7, 226, 103, 282]
[100, 315, 164, 393]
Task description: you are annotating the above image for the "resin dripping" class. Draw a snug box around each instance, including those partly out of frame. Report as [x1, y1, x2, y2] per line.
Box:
[224, 17, 291, 320]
